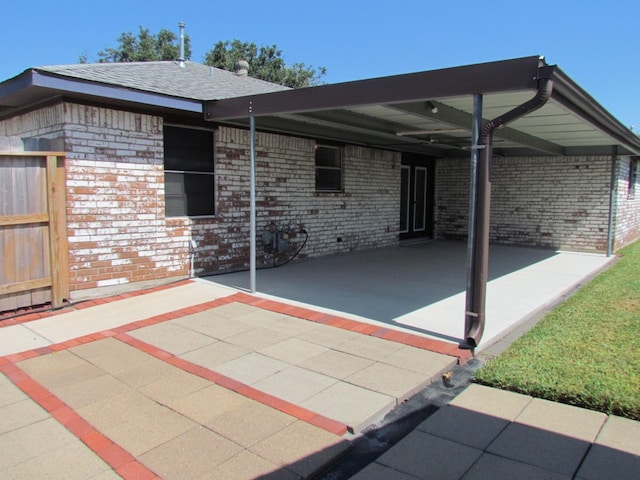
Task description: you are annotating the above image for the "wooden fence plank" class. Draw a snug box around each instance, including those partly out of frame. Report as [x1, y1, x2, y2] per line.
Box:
[0, 213, 49, 226]
[0, 277, 52, 296]
[47, 155, 65, 308]
[0, 152, 68, 311]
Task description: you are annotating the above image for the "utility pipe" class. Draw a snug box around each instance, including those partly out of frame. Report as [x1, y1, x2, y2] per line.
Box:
[464, 70, 554, 348]
[606, 146, 617, 257]
[249, 115, 257, 293]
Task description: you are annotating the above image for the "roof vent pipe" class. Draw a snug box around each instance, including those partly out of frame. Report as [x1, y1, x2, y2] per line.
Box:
[464, 67, 554, 348]
[235, 59, 249, 77]
[178, 22, 186, 68]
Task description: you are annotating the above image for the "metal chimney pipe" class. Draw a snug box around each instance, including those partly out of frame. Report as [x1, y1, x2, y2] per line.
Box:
[178, 22, 186, 68]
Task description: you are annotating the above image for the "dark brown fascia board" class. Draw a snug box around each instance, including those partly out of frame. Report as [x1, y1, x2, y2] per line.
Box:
[551, 67, 640, 155]
[204, 56, 543, 120]
[0, 69, 203, 114]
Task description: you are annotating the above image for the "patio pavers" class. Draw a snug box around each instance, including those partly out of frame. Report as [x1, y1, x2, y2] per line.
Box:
[348, 384, 640, 480]
[12, 339, 351, 479]
[0, 372, 117, 480]
[1, 278, 639, 479]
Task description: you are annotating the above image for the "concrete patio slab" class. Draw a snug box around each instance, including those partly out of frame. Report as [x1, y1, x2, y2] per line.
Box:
[258, 337, 329, 364]
[138, 426, 243, 480]
[214, 352, 290, 385]
[295, 322, 361, 349]
[376, 430, 483, 480]
[179, 340, 250, 369]
[202, 401, 296, 448]
[337, 334, 406, 360]
[486, 422, 590, 475]
[211, 449, 298, 480]
[300, 381, 396, 432]
[128, 321, 217, 356]
[0, 324, 50, 356]
[207, 241, 613, 349]
[223, 325, 292, 350]
[417, 404, 509, 450]
[235, 308, 321, 335]
[344, 362, 431, 402]
[380, 344, 456, 378]
[252, 365, 338, 404]
[515, 397, 607, 442]
[3, 273, 639, 479]
[449, 383, 532, 420]
[9, 338, 351, 479]
[462, 453, 572, 480]
[27, 281, 236, 345]
[576, 443, 640, 480]
[166, 384, 254, 424]
[53, 374, 131, 409]
[174, 309, 254, 339]
[249, 421, 351, 478]
[298, 349, 374, 379]
[593, 414, 640, 455]
[350, 462, 417, 480]
[1, 438, 119, 480]
[0, 398, 50, 434]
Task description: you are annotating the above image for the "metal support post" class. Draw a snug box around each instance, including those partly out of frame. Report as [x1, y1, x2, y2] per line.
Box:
[464, 94, 483, 343]
[249, 115, 257, 293]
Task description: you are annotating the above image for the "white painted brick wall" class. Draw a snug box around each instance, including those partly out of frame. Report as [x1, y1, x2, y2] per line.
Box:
[614, 156, 640, 248]
[435, 155, 613, 252]
[3, 101, 637, 299]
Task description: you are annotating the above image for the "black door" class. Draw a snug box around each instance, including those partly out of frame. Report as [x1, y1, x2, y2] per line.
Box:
[400, 154, 435, 240]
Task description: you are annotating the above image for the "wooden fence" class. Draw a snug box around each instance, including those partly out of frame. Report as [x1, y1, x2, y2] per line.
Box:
[0, 152, 68, 311]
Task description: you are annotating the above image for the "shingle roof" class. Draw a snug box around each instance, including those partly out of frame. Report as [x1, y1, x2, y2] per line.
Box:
[36, 61, 290, 101]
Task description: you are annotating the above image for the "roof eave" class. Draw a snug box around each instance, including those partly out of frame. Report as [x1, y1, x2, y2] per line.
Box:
[0, 69, 203, 116]
[551, 67, 640, 155]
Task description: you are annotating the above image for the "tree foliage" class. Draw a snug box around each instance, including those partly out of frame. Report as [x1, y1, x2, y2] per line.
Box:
[90, 26, 192, 63]
[82, 27, 326, 88]
[204, 40, 326, 88]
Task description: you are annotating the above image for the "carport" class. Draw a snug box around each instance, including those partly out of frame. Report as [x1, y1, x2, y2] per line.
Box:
[204, 55, 640, 348]
[206, 241, 613, 350]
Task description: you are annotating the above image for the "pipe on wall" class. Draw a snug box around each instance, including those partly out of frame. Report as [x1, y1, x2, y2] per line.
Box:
[464, 69, 554, 348]
[606, 146, 618, 257]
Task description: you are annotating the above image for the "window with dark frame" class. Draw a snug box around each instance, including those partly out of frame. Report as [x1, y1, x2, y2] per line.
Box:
[629, 158, 639, 195]
[163, 125, 215, 217]
[315, 144, 343, 192]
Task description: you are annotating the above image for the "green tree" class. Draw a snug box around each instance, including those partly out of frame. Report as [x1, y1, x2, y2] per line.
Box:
[204, 40, 326, 88]
[90, 26, 192, 63]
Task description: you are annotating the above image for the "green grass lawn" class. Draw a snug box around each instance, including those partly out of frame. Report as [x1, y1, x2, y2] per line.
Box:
[474, 239, 640, 420]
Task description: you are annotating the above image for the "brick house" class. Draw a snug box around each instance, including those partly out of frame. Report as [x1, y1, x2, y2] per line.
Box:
[1, 55, 639, 312]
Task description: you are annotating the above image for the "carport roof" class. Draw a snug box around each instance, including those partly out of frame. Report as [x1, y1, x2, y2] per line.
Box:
[204, 56, 640, 157]
[1, 55, 639, 156]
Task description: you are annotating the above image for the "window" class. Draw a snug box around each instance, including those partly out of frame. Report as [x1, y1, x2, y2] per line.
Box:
[315, 144, 343, 192]
[629, 158, 639, 195]
[164, 125, 215, 217]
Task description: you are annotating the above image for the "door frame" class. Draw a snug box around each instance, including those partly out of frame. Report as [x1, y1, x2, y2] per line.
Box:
[399, 153, 435, 241]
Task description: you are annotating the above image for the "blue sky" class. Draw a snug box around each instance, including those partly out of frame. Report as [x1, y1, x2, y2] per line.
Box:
[3, 0, 639, 130]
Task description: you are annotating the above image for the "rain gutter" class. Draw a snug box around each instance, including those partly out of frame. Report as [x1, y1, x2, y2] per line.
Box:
[464, 65, 555, 348]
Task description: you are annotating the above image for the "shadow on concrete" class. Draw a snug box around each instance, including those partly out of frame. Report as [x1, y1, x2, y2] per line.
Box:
[262, 369, 640, 480]
[205, 241, 558, 341]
